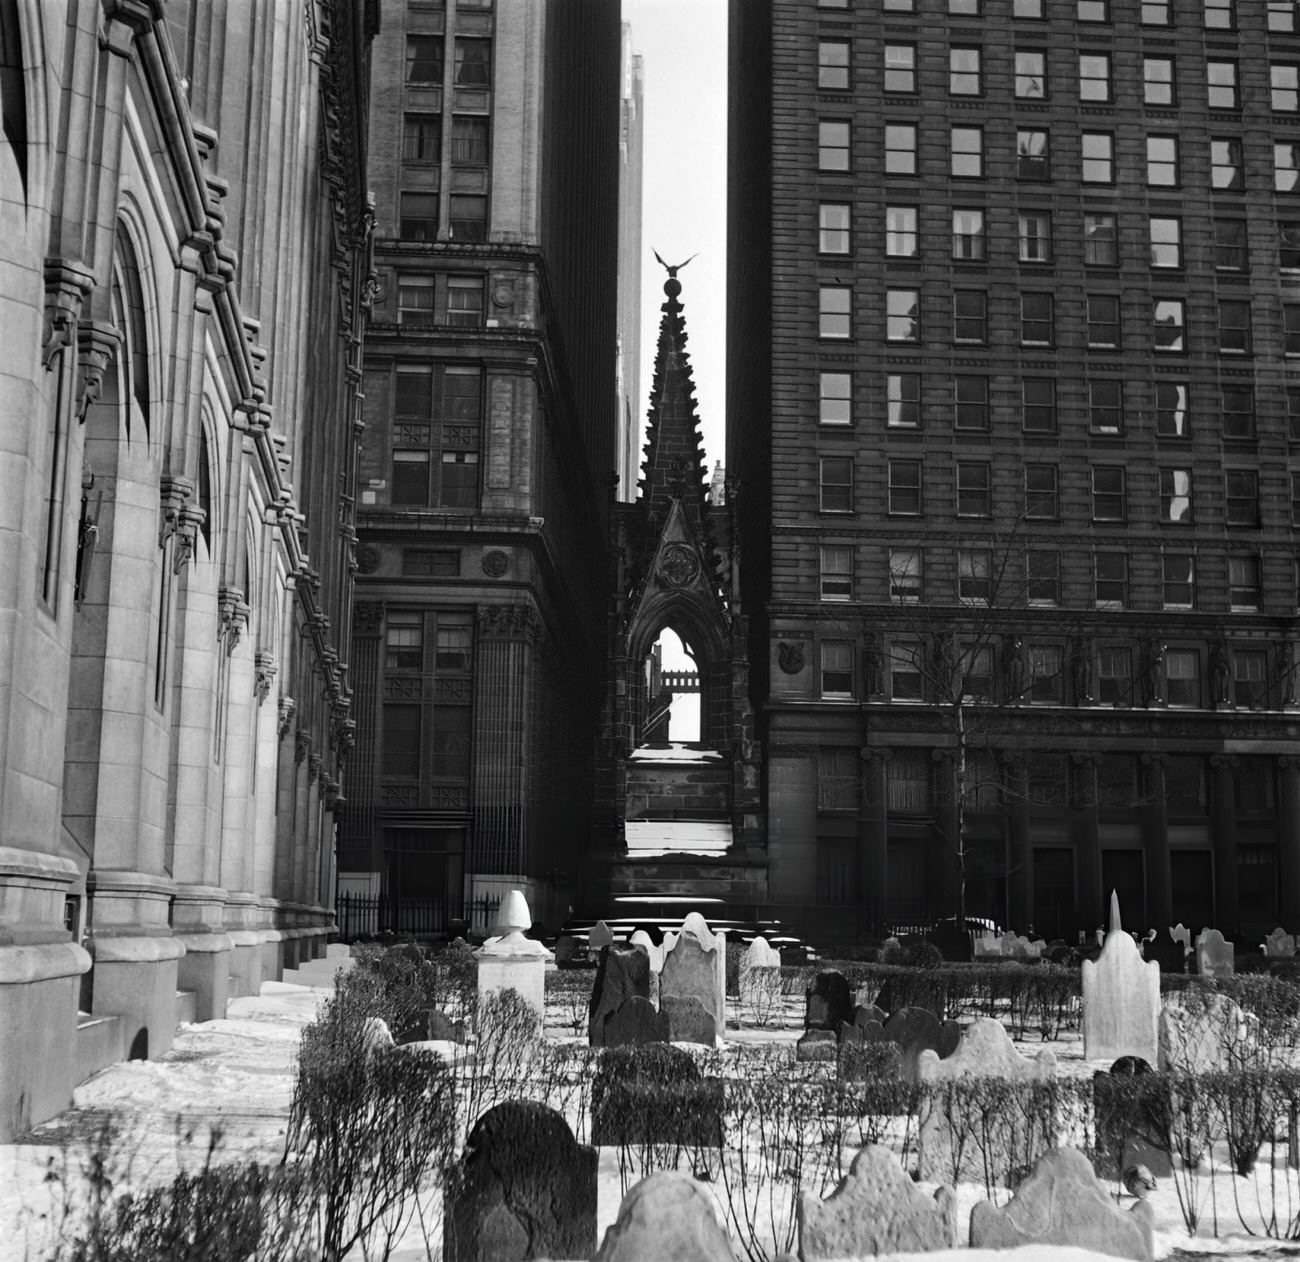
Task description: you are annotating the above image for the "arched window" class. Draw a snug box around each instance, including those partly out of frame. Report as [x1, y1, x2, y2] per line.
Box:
[0, 0, 29, 199]
[112, 225, 150, 435]
[197, 426, 213, 551]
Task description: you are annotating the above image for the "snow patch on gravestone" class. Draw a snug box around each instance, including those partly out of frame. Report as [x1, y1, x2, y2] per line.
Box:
[593, 1171, 734, 1262]
[1082, 892, 1159, 1063]
[798, 1144, 956, 1260]
[969, 1146, 1154, 1261]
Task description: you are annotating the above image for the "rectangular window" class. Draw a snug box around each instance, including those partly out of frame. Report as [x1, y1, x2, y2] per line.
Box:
[382, 703, 421, 777]
[818, 751, 860, 815]
[885, 124, 918, 174]
[1221, 387, 1254, 439]
[820, 286, 851, 339]
[1017, 129, 1050, 180]
[1162, 553, 1195, 608]
[1165, 649, 1199, 707]
[1142, 0, 1171, 22]
[950, 47, 982, 95]
[954, 376, 988, 430]
[1149, 217, 1182, 268]
[888, 460, 923, 515]
[1157, 382, 1189, 437]
[889, 549, 923, 603]
[820, 203, 852, 254]
[1023, 378, 1056, 432]
[1084, 213, 1118, 266]
[439, 451, 479, 509]
[1025, 464, 1058, 519]
[1079, 53, 1111, 102]
[819, 120, 850, 171]
[1229, 556, 1262, 608]
[820, 457, 854, 512]
[1027, 550, 1060, 604]
[953, 209, 986, 260]
[1087, 295, 1120, 347]
[1214, 219, 1247, 270]
[1281, 222, 1300, 269]
[1016, 0, 1044, 14]
[821, 642, 855, 698]
[400, 192, 439, 242]
[1234, 650, 1269, 708]
[447, 275, 484, 327]
[888, 373, 920, 428]
[1089, 379, 1123, 433]
[954, 289, 987, 343]
[397, 275, 435, 327]
[884, 44, 916, 93]
[820, 545, 853, 601]
[1098, 647, 1132, 703]
[392, 450, 431, 506]
[1078, 0, 1109, 18]
[1082, 133, 1114, 183]
[889, 641, 924, 700]
[958, 549, 992, 603]
[1092, 466, 1126, 520]
[1206, 0, 1235, 26]
[819, 40, 851, 90]
[406, 36, 444, 84]
[950, 0, 980, 11]
[1293, 471, 1300, 525]
[885, 206, 918, 257]
[1016, 50, 1047, 98]
[1271, 1, 1297, 31]
[454, 39, 491, 86]
[1218, 299, 1252, 353]
[819, 371, 852, 426]
[1285, 303, 1300, 354]
[1153, 299, 1186, 352]
[1277, 143, 1300, 192]
[1212, 139, 1243, 190]
[957, 461, 991, 517]
[887, 289, 920, 341]
[1144, 57, 1176, 106]
[1160, 469, 1193, 523]
[962, 645, 995, 702]
[1029, 646, 1064, 703]
[447, 115, 489, 164]
[1225, 470, 1259, 526]
[403, 548, 459, 578]
[1147, 135, 1180, 186]
[1273, 64, 1300, 112]
[1019, 212, 1052, 262]
[403, 114, 441, 162]
[1207, 61, 1238, 109]
[448, 194, 487, 242]
[951, 126, 984, 177]
[1095, 552, 1128, 606]
[1020, 293, 1054, 346]
[1289, 388, 1300, 439]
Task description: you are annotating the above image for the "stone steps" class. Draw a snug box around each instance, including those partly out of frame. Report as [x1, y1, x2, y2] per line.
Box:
[281, 944, 355, 990]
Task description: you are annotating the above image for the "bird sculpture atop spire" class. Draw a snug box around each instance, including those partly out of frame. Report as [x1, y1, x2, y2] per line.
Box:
[653, 249, 697, 278]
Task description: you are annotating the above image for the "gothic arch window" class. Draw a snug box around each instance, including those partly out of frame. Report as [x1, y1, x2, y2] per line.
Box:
[111, 223, 151, 437]
[0, 0, 29, 200]
[642, 627, 701, 744]
[197, 422, 214, 553]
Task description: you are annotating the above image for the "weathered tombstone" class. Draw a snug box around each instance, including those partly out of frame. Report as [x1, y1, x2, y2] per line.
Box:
[1082, 891, 1159, 1064]
[1092, 1057, 1173, 1179]
[593, 1171, 734, 1262]
[1144, 928, 1187, 975]
[805, 969, 854, 1031]
[359, 1016, 395, 1055]
[881, 1007, 956, 1083]
[591, 1045, 723, 1148]
[660, 915, 726, 1036]
[969, 1147, 1154, 1261]
[973, 934, 1003, 958]
[1159, 990, 1250, 1073]
[1170, 923, 1192, 955]
[445, 1100, 597, 1262]
[553, 934, 580, 968]
[1195, 928, 1235, 979]
[917, 1017, 1057, 1182]
[475, 889, 552, 1021]
[628, 928, 664, 972]
[796, 1029, 837, 1062]
[600, 996, 670, 1047]
[928, 920, 973, 962]
[427, 1008, 467, 1042]
[1265, 927, 1297, 958]
[660, 994, 717, 1046]
[589, 920, 615, 951]
[588, 947, 651, 1046]
[838, 1005, 887, 1045]
[798, 1144, 956, 1260]
[738, 936, 782, 1020]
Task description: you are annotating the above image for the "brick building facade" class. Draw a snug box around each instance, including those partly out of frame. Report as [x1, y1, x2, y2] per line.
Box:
[729, 0, 1300, 944]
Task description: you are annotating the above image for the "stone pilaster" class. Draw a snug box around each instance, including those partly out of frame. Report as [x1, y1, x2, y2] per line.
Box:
[1210, 755, 1240, 936]
[1140, 754, 1172, 928]
[1279, 757, 1300, 929]
[1005, 756, 1032, 932]
[858, 749, 889, 937]
[1070, 754, 1103, 931]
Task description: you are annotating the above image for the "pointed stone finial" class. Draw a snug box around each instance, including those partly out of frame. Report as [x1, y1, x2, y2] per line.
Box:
[495, 889, 531, 935]
[1109, 889, 1122, 935]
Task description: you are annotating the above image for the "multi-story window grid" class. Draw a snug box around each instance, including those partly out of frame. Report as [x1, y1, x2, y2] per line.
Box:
[889, 548, 923, 603]
[1089, 380, 1123, 433]
[1222, 387, 1255, 439]
[1229, 556, 1262, 609]
[820, 545, 853, 600]
[1027, 550, 1060, 604]
[381, 609, 473, 807]
[1157, 383, 1190, 438]
[391, 365, 482, 509]
[1095, 553, 1128, 607]
[820, 456, 854, 512]
[819, 121, 850, 171]
[955, 376, 989, 429]
[888, 460, 923, 515]
[886, 123, 918, 174]
[1150, 217, 1182, 268]
[821, 641, 854, 697]
[1023, 379, 1056, 431]
[1144, 57, 1175, 107]
[953, 209, 986, 260]
[1163, 553, 1195, 608]
[1160, 468, 1193, 524]
[888, 373, 921, 427]
[820, 371, 851, 425]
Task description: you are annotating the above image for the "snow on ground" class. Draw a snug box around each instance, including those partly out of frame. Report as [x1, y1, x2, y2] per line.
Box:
[3, 979, 1300, 1260]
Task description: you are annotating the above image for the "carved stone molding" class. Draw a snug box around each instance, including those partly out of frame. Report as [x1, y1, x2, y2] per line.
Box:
[76, 322, 123, 423]
[42, 258, 95, 368]
[254, 652, 277, 704]
[218, 587, 250, 655]
[278, 696, 296, 740]
[353, 600, 385, 636]
[295, 729, 312, 765]
[308, 753, 322, 784]
[173, 507, 205, 573]
[158, 475, 195, 548]
[477, 604, 541, 641]
[776, 640, 805, 675]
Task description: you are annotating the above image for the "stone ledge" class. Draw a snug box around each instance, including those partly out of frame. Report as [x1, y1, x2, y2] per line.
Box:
[92, 935, 186, 963]
[0, 846, 82, 885]
[0, 940, 92, 985]
[171, 932, 233, 954]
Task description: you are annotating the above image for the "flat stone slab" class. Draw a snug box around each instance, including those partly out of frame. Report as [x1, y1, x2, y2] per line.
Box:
[969, 1146, 1154, 1261]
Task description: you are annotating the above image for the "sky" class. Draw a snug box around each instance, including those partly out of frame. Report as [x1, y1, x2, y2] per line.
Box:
[622, 0, 729, 476]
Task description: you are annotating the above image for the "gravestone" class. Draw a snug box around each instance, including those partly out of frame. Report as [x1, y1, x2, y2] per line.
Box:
[476, 889, 552, 1020]
[628, 929, 664, 1004]
[1092, 1057, 1172, 1179]
[589, 921, 615, 951]
[798, 1144, 956, 1260]
[591, 1045, 723, 1148]
[660, 994, 717, 1046]
[838, 1005, 887, 1046]
[427, 1009, 466, 1042]
[444, 1100, 597, 1262]
[1170, 923, 1192, 955]
[1195, 928, 1235, 979]
[588, 947, 651, 1046]
[1265, 927, 1297, 958]
[1159, 990, 1251, 1073]
[659, 916, 726, 1036]
[805, 969, 854, 1031]
[599, 996, 670, 1047]
[593, 1171, 734, 1262]
[1081, 892, 1159, 1063]
[1143, 929, 1187, 975]
[796, 1029, 837, 1062]
[553, 935, 580, 968]
[738, 936, 782, 1017]
[917, 1017, 1057, 1182]
[928, 920, 973, 962]
[969, 1146, 1154, 1261]
[884, 1006, 961, 1083]
[973, 935, 1003, 958]
[359, 1017, 395, 1056]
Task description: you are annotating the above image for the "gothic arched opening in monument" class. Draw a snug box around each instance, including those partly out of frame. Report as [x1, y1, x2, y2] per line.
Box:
[642, 627, 701, 745]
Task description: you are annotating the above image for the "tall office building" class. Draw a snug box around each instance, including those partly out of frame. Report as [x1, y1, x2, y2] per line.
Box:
[342, 0, 620, 930]
[729, 0, 1300, 944]
[618, 25, 647, 504]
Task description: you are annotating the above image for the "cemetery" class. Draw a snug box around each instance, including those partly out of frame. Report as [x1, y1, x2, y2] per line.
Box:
[9, 893, 1300, 1259]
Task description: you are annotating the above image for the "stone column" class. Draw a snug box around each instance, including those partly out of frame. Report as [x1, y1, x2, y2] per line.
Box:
[932, 751, 961, 920]
[1210, 755, 1240, 936]
[1140, 754, 1172, 929]
[858, 749, 889, 937]
[1006, 757, 1032, 933]
[1279, 757, 1300, 929]
[1070, 755, 1103, 933]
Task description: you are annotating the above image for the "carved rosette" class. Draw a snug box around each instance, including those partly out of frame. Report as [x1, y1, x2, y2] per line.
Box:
[657, 543, 700, 589]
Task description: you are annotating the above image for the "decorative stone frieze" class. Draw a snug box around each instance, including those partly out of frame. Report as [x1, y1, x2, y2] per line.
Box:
[477, 604, 541, 641]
